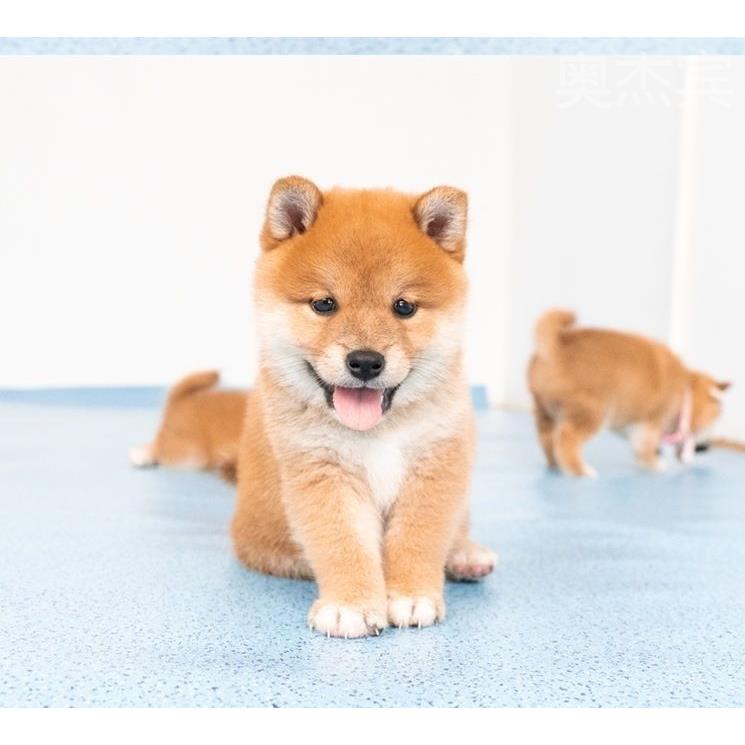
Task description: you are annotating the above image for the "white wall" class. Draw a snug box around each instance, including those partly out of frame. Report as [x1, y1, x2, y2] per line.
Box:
[3, 55, 745, 437]
[682, 58, 745, 438]
[0, 56, 512, 392]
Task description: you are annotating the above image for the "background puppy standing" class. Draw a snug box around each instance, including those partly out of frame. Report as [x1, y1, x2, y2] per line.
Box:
[230, 177, 496, 638]
[528, 310, 730, 477]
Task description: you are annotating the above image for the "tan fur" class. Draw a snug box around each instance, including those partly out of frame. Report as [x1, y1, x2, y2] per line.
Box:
[528, 309, 729, 476]
[130, 370, 247, 481]
[710, 437, 745, 454]
[231, 177, 496, 637]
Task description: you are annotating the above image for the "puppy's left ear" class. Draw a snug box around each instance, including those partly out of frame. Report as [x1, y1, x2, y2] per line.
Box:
[413, 186, 468, 261]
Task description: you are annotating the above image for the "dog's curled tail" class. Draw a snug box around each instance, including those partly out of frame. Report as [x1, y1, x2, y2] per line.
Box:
[167, 369, 221, 403]
[534, 309, 576, 359]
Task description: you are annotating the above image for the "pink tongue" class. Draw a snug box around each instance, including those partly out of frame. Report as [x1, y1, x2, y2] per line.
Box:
[332, 387, 384, 431]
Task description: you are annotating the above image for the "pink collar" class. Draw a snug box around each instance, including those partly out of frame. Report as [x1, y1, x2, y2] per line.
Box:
[661, 388, 695, 462]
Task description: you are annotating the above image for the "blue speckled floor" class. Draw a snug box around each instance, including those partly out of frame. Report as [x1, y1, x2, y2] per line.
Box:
[1, 393, 744, 707]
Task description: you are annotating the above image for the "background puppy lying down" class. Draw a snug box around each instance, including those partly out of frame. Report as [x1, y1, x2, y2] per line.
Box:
[129, 370, 246, 482]
[528, 309, 730, 477]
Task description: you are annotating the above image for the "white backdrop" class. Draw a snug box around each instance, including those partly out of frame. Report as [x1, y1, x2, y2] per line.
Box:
[2, 55, 744, 436]
[0, 56, 512, 395]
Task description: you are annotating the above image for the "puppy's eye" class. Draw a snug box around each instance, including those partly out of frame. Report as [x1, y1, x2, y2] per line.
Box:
[310, 297, 337, 315]
[393, 298, 417, 318]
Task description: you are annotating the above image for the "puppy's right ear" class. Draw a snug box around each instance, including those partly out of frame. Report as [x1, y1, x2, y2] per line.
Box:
[261, 176, 323, 250]
[413, 186, 468, 261]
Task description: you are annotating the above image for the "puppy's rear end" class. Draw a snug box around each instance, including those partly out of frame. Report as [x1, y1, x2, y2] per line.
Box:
[527, 309, 589, 473]
[130, 370, 247, 480]
[527, 310, 729, 476]
[527, 308, 665, 476]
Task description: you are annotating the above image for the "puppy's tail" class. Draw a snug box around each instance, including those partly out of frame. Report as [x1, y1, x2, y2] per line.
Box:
[167, 369, 220, 403]
[534, 309, 576, 359]
[709, 437, 745, 454]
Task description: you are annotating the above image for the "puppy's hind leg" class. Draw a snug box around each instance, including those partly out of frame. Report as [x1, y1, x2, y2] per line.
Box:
[446, 537, 498, 582]
[553, 404, 602, 477]
[631, 421, 666, 472]
[445, 513, 498, 582]
[532, 398, 558, 468]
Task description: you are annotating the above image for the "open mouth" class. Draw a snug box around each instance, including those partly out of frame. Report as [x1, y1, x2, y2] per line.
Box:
[305, 362, 399, 432]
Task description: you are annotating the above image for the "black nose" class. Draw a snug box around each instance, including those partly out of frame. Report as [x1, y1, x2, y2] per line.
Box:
[346, 350, 385, 381]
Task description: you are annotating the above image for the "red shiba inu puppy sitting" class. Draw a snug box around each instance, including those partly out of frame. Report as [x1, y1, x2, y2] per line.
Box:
[231, 177, 496, 637]
[528, 309, 730, 477]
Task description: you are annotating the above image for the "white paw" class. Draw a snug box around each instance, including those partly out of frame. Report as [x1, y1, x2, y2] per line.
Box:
[129, 444, 156, 468]
[446, 543, 498, 582]
[387, 594, 444, 629]
[308, 600, 386, 639]
[581, 464, 598, 478]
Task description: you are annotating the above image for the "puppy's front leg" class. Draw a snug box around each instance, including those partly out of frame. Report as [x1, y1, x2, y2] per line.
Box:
[384, 438, 471, 629]
[283, 459, 387, 638]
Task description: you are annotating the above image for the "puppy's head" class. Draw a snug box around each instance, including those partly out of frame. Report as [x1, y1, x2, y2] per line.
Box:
[689, 371, 731, 435]
[254, 176, 468, 431]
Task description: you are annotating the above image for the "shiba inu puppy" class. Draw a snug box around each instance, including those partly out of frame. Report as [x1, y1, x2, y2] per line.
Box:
[231, 176, 496, 637]
[129, 370, 246, 481]
[528, 310, 730, 477]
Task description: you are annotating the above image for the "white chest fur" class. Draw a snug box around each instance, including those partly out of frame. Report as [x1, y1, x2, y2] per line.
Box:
[351, 403, 463, 513]
[360, 437, 407, 514]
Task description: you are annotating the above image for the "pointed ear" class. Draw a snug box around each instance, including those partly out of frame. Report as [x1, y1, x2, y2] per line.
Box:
[708, 381, 731, 401]
[413, 186, 468, 260]
[261, 176, 323, 250]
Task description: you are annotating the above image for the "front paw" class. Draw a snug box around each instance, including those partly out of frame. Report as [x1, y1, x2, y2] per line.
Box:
[308, 599, 387, 639]
[387, 592, 445, 629]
